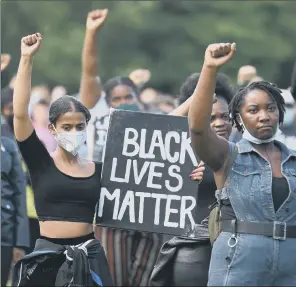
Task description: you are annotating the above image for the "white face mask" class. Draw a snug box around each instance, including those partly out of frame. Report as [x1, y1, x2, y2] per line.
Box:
[239, 115, 281, 144]
[53, 126, 87, 156]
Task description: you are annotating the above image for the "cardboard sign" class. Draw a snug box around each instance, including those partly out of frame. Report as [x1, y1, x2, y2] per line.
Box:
[95, 109, 200, 236]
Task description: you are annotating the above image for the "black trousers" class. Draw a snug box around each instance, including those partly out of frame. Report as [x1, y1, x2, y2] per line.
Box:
[172, 240, 211, 286]
[1, 246, 13, 286]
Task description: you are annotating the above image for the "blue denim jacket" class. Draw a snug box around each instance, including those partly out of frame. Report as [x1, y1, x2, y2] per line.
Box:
[208, 139, 296, 286]
[220, 139, 296, 223]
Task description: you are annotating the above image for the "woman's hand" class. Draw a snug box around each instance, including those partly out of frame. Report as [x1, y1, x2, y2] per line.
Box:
[86, 9, 108, 32]
[21, 33, 42, 57]
[1, 53, 11, 72]
[204, 43, 236, 70]
[190, 161, 205, 182]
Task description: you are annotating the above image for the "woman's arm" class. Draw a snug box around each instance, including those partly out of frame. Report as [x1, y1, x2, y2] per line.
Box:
[188, 43, 236, 172]
[13, 33, 42, 142]
[169, 95, 193, 116]
[80, 9, 108, 109]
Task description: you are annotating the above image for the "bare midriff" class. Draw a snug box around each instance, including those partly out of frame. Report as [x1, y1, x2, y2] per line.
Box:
[39, 221, 94, 238]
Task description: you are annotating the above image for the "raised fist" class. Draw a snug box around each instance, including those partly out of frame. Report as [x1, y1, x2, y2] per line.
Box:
[21, 33, 42, 57]
[204, 43, 236, 69]
[129, 69, 151, 87]
[86, 9, 108, 32]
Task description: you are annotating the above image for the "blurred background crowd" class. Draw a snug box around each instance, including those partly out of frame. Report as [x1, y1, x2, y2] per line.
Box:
[1, 1, 296, 286]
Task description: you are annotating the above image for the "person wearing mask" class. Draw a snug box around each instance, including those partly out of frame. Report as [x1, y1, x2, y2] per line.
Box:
[1, 136, 29, 286]
[12, 33, 113, 286]
[188, 43, 296, 286]
[150, 72, 234, 286]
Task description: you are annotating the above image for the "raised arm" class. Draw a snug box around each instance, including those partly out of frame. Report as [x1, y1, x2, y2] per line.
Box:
[169, 95, 192, 116]
[80, 9, 108, 109]
[188, 43, 236, 172]
[13, 33, 42, 142]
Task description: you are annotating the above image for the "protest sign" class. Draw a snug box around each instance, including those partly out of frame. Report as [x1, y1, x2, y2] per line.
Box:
[96, 109, 200, 236]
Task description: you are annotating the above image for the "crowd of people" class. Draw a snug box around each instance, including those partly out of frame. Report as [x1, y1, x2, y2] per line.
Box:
[1, 8, 296, 287]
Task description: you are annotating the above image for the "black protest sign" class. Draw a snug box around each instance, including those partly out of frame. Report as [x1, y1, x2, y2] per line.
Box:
[95, 109, 200, 236]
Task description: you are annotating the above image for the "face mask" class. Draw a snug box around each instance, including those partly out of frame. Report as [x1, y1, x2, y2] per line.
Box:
[53, 126, 87, 156]
[117, 103, 140, 112]
[282, 107, 295, 128]
[239, 115, 281, 144]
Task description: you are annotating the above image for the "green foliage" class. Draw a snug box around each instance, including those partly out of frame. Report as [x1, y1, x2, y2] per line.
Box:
[2, 1, 296, 94]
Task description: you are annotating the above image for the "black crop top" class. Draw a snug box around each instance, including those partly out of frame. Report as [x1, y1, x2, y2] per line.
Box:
[17, 130, 102, 223]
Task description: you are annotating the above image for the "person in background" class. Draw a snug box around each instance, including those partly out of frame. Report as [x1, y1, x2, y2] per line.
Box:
[51, 85, 67, 103]
[291, 60, 296, 99]
[277, 88, 296, 150]
[31, 99, 57, 152]
[150, 72, 234, 286]
[28, 85, 51, 116]
[0, 56, 40, 256]
[80, 9, 163, 286]
[1, 53, 11, 72]
[139, 88, 158, 105]
[237, 65, 257, 88]
[151, 94, 176, 114]
[1, 136, 29, 287]
[139, 88, 163, 113]
[1, 87, 15, 140]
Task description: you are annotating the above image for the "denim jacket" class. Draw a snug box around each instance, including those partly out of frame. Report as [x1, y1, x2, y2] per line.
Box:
[220, 138, 296, 224]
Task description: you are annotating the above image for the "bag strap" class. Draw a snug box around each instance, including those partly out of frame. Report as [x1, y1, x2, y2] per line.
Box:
[216, 143, 238, 190]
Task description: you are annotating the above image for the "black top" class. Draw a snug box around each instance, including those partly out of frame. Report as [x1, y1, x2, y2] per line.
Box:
[17, 130, 102, 224]
[221, 176, 290, 219]
[272, 177, 289, 212]
[195, 165, 217, 223]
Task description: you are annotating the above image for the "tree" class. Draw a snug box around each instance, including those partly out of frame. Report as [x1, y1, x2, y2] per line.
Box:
[2, 1, 296, 94]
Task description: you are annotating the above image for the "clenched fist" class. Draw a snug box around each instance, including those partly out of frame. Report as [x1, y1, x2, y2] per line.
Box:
[129, 69, 151, 87]
[204, 43, 236, 69]
[21, 33, 42, 57]
[86, 9, 108, 32]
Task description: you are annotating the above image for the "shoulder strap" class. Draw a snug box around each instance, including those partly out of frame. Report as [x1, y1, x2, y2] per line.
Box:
[216, 143, 238, 190]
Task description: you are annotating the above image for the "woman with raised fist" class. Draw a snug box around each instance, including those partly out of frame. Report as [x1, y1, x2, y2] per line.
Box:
[12, 33, 113, 286]
[188, 43, 296, 286]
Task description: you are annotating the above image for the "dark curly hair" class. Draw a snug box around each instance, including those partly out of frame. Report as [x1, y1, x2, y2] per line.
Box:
[104, 76, 139, 106]
[49, 95, 91, 126]
[229, 81, 285, 132]
[179, 72, 234, 105]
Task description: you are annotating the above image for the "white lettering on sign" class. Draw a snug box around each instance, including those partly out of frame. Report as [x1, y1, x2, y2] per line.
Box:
[98, 188, 196, 229]
[121, 128, 197, 166]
